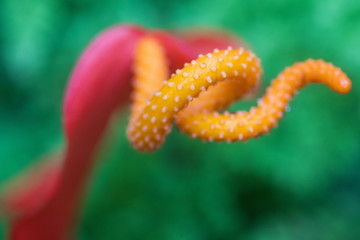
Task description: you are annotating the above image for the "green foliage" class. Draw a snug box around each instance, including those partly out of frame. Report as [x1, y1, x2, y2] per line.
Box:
[0, 0, 359, 239]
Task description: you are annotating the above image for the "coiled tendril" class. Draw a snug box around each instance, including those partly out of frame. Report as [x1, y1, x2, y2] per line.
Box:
[127, 37, 351, 152]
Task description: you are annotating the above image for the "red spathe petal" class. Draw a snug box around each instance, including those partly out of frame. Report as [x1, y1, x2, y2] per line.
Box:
[10, 24, 145, 240]
[64, 24, 144, 139]
[180, 28, 247, 55]
[150, 29, 245, 73]
[0, 153, 61, 217]
[150, 30, 196, 73]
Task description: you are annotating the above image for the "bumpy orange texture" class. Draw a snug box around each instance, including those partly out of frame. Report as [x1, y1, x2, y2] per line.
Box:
[127, 37, 351, 152]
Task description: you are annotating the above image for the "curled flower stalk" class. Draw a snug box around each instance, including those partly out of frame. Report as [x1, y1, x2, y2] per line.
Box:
[127, 37, 351, 152]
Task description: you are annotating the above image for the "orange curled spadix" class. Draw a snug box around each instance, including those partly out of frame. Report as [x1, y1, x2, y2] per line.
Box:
[127, 37, 351, 152]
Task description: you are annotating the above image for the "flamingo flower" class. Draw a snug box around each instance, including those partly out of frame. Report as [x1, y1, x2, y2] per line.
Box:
[0, 24, 246, 240]
[0, 24, 351, 240]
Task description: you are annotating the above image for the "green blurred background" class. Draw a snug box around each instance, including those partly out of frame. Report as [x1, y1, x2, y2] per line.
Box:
[0, 0, 360, 239]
